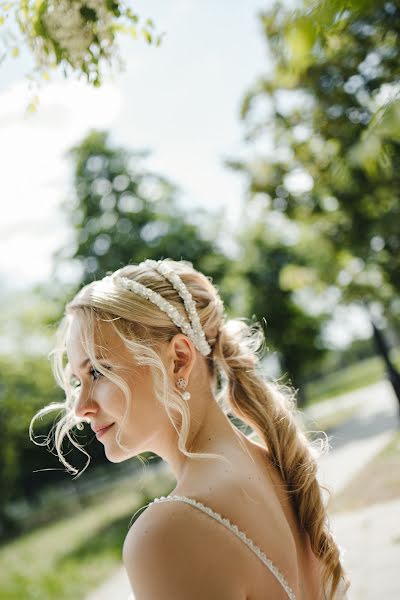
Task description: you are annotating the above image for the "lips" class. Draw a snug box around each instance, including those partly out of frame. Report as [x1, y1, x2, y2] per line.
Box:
[92, 423, 114, 433]
[93, 423, 114, 440]
[97, 424, 114, 439]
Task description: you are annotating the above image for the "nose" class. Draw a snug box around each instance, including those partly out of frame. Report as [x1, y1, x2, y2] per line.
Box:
[74, 384, 98, 420]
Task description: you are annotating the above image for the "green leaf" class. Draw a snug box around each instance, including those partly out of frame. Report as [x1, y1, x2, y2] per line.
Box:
[80, 6, 97, 22]
[283, 18, 315, 73]
[142, 29, 152, 44]
[156, 32, 166, 46]
[106, 0, 121, 17]
[126, 8, 139, 23]
[370, 99, 400, 142]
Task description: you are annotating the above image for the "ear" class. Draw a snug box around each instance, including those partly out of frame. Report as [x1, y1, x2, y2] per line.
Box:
[166, 334, 196, 382]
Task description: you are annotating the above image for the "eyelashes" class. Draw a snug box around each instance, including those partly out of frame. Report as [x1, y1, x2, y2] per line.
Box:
[89, 365, 111, 381]
[69, 365, 111, 387]
[89, 365, 112, 381]
[70, 376, 81, 388]
[89, 367, 103, 381]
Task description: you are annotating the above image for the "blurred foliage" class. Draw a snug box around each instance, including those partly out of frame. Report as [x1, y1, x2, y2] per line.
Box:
[53, 129, 230, 303]
[0, 1, 164, 111]
[305, 346, 400, 405]
[224, 218, 330, 405]
[0, 353, 62, 537]
[0, 473, 173, 600]
[228, 0, 400, 325]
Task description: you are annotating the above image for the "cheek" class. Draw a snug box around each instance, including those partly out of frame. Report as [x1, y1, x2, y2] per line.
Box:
[96, 381, 125, 412]
[125, 367, 153, 399]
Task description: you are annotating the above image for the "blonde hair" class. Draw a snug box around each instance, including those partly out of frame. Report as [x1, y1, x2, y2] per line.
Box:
[30, 258, 350, 599]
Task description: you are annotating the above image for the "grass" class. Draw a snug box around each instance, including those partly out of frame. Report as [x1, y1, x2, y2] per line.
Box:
[304, 403, 362, 438]
[329, 429, 400, 513]
[304, 348, 400, 405]
[0, 469, 175, 600]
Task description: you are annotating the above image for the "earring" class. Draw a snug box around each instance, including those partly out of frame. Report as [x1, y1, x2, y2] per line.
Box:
[176, 377, 191, 401]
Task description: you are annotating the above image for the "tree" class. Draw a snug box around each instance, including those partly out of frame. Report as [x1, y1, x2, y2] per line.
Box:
[0, 1, 164, 111]
[52, 129, 230, 298]
[229, 1, 399, 312]
[0, 352, 64, 538]
[224, 216, 330, 406]
[227, 0, 400, 401]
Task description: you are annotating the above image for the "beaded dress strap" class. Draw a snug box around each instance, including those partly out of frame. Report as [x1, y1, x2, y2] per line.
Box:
[148, 495, 297, 600]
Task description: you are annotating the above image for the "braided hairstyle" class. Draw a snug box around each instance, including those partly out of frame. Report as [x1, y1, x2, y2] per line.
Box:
[30, 258, 350, 600]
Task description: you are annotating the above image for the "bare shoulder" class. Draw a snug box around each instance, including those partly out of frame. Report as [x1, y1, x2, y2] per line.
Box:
[123, 499, 247, 600]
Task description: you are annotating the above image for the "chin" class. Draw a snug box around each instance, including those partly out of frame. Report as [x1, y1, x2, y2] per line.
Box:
[104, 444, 137, 463]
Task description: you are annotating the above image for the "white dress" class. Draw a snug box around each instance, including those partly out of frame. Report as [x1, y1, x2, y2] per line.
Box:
[127, 494, 350, 600]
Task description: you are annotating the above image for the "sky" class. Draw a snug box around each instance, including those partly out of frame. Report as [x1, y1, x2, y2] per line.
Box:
[1, 0, 271, 289]
[0, 0, 371, 347]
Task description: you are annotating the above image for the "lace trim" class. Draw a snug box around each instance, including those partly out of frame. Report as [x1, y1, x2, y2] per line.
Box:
[148, 494, 297, 600]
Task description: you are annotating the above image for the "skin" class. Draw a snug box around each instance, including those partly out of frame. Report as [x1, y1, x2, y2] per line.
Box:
[66, 314, 251, 482]
[67, 315, 324, 598]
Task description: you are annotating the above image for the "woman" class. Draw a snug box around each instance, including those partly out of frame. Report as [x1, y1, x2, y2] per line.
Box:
[31, 258, 351, 599]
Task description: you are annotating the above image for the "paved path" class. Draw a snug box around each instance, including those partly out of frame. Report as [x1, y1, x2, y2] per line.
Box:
[86, 378, 399, 600]
[307, 379, 400, 599]
[307, 379, 398, 495]
[330, 497, 400, 600]
[86, 565, 131, 600]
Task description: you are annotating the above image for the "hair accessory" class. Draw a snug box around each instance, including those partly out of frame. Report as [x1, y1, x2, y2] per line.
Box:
[107, 275, 197, 344]
[141, 259, 211, 356]
[104, 260, 212, 356]
[176, 377, 191, 401]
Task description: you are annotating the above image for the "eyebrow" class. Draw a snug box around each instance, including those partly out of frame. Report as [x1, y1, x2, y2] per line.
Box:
[80, 358, 92, 369]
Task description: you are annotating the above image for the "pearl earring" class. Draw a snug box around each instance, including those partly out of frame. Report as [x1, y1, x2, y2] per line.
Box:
[176, 377, 191, 401]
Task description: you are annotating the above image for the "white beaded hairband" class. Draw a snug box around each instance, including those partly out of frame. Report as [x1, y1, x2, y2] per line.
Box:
[104, 259, 213, 356]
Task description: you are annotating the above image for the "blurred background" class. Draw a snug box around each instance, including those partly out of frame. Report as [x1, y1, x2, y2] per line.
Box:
[1, 1, 399, 599]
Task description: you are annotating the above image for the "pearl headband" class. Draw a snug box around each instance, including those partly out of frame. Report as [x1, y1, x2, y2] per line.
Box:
[104, 260, 212, 356]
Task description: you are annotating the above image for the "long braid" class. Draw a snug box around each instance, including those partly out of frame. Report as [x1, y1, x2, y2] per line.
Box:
[212, 318, 350, 600]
